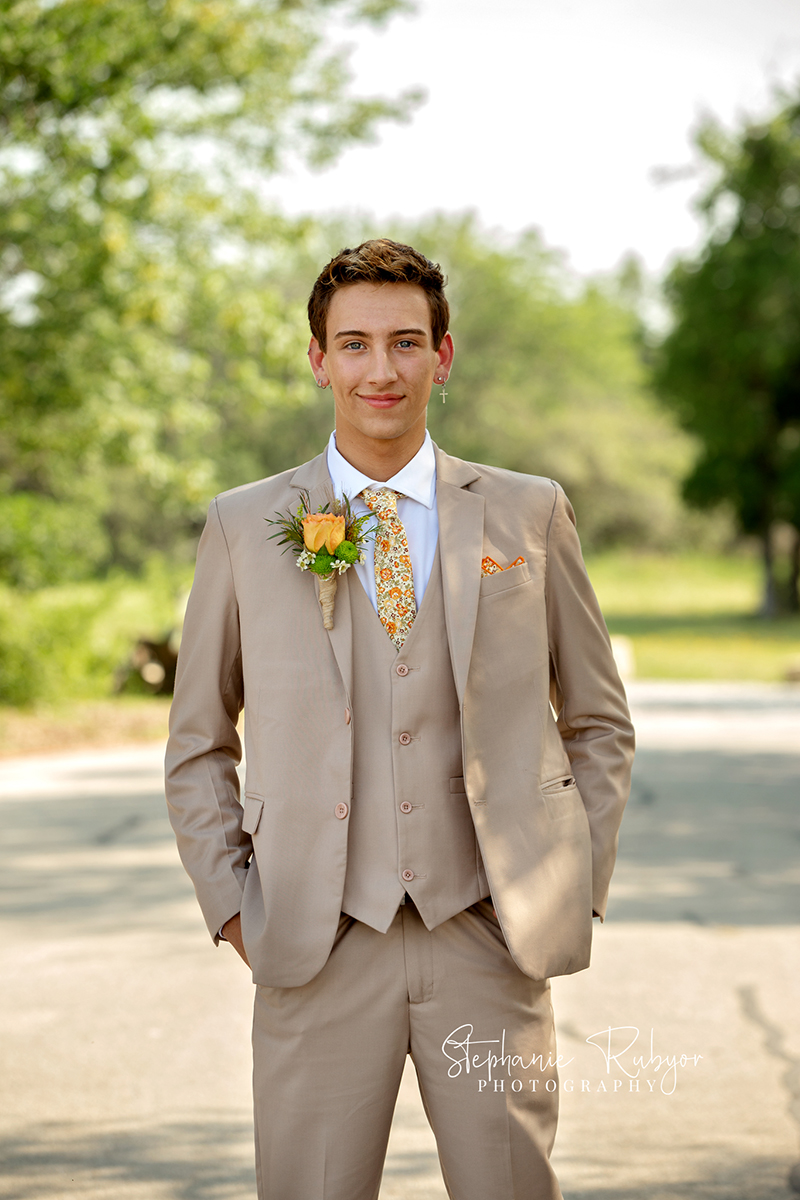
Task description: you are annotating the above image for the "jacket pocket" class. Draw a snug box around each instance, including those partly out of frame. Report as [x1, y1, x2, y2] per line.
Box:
[242, 793, 265, 835]
[540, 775, 582, 820]
[479, 560, 532, 597]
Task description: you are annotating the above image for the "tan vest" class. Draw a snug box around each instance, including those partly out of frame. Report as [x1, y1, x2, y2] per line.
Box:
[342, 549, 489, 932]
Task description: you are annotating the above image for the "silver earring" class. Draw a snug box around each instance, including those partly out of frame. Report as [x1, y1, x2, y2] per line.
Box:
[316, 379, 327, 389]
[437, 376, 448, 404]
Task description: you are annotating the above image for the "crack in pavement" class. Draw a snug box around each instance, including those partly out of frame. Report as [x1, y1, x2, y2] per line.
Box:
[94, 814, 143, 845]
[737, 984, 800, 1164]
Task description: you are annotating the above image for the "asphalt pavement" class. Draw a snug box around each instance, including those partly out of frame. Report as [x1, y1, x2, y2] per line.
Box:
[1, 681, 799, 1199]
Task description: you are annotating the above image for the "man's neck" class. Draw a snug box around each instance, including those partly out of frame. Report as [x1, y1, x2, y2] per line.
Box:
[334, 428, 426, 482]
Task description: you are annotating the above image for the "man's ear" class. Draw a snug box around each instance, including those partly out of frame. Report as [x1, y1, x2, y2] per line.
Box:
[308, 337, 327, 388]
[436, 331, 455, 379]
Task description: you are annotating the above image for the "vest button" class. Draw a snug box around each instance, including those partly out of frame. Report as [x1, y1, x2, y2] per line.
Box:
[402, 869, 415, 882]
[398, 732, 412, 745]
[395, 663, 409, 676]
[334, 803, 349, 819]
[400, 801, 413, 814]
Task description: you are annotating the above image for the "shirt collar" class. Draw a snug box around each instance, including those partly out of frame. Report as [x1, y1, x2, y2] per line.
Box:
[325, 430, 437, 509]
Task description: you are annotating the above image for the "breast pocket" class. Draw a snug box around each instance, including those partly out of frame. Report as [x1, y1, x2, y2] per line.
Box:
[474, 561, 547, 683]
[479, 560, 532, 597]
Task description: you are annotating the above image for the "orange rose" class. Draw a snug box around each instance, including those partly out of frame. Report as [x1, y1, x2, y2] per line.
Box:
[302, 512, 346, 554]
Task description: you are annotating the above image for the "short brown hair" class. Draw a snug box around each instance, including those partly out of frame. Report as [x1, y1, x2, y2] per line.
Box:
[308, 238, 449, 352]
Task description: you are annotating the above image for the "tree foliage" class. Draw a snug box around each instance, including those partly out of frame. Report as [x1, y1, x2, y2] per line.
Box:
[654, 94, 800, 614]
[415, 215, 702, 553]
[0, 1, 707, 597]
[0, 0, 418, 583]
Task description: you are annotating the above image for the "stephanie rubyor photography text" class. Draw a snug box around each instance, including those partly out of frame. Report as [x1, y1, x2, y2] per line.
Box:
[442, 1023, 703, 1096]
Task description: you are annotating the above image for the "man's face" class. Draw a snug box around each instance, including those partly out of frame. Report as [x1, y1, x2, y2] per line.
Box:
[308, 281, 453, 453]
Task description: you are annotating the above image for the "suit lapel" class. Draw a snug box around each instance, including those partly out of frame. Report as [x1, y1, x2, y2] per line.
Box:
[434, 445, 483, 705]
[289, 452, 334, 516]
[290, 452, 353, 702]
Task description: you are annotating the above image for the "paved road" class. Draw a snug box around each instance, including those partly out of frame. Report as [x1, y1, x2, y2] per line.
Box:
[1, 682, 799, 1199]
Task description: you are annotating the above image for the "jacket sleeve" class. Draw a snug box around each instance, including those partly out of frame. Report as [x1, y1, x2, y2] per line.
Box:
[164, 498, 250, 942]
[544, 482, 635, 919]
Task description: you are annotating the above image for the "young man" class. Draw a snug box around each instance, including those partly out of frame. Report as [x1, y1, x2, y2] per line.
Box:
[165, 239, 634, 1200]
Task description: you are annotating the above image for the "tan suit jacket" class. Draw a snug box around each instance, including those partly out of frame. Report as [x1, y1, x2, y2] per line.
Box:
[165, 443, 635, 988]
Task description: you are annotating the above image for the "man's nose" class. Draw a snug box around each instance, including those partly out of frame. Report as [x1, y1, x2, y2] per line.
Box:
[367, 350, 398, 386]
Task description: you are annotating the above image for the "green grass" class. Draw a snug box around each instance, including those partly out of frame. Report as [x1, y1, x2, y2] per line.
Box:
[0, 558, 193, 706]
[585, 552, 800, 681]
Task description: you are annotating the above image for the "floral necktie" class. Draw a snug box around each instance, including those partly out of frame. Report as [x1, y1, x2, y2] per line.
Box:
[362, 488, 416, 649]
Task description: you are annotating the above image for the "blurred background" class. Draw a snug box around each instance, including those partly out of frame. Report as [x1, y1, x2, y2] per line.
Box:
[2, 0, 800, 752]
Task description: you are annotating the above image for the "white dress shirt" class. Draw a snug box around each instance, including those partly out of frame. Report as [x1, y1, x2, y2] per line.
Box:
[325, 430, 439, 612]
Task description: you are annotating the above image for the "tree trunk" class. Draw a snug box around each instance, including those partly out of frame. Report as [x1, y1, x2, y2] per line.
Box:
[788, 525, 800, 615]
[760, 525, 779, 618]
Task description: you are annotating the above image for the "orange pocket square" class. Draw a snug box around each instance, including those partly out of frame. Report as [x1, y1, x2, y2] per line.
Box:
[481, 555, 525, 576]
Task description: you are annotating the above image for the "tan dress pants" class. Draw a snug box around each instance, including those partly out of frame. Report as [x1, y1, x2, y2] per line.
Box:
[252, 898, 563, 1200]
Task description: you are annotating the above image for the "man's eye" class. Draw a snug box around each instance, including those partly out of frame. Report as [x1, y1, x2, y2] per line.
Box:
[397, 340, 414, 349]
[344, 341, 364, 350]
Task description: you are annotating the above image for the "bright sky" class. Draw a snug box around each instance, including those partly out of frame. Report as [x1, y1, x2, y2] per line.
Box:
[267, 0, 800, 276]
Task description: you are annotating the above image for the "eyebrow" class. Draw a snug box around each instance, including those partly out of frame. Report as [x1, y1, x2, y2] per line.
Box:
[333, 328, 429, 340]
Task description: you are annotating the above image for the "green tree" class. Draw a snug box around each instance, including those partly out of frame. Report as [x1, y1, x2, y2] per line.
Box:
[0, 0, 418, 583]
[408, 214, 702, 554]
[654, 95, 800, 615]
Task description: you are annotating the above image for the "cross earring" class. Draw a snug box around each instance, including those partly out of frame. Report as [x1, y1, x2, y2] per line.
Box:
[437, 376, 448, 404]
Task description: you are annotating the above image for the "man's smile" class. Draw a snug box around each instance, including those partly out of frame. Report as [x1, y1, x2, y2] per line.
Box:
[359, 392, 405, 408]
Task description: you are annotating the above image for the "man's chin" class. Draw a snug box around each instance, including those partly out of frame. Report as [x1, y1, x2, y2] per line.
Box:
[344, 416, 421, 444]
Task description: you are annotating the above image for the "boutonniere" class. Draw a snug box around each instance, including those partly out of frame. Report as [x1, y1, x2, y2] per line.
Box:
[266, 490, 376, 629]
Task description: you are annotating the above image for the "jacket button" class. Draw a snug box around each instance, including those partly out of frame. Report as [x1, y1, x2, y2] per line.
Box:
[402, 869, 414, 882]
[396, 663, 409, 676]
[399, 732, 412, 745]
[400, 801, 413, 813]
[335, 803, 349, 819]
